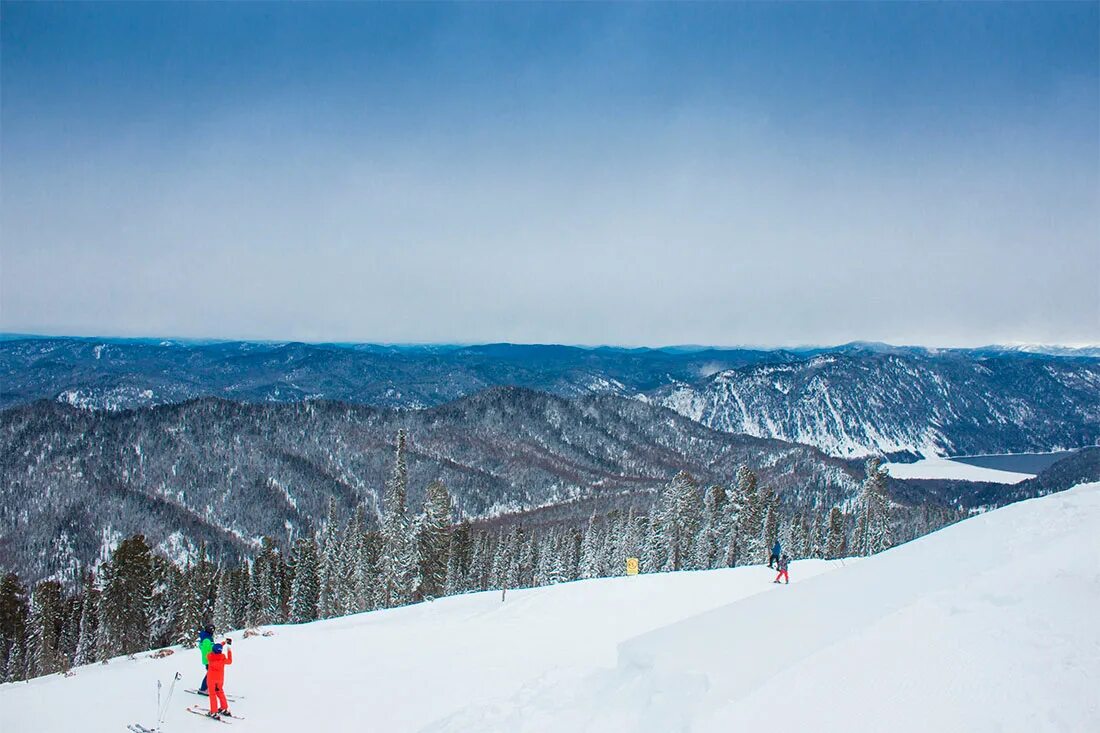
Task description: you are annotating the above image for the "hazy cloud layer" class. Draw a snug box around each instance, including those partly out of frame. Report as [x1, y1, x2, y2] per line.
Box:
[2, 4, 1097, 346]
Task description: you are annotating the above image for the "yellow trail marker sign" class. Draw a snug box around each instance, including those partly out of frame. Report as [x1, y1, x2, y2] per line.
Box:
[625, 557, 639, 576]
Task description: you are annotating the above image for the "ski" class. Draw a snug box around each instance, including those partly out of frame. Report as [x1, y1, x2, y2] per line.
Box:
[187, 705, 235, 724]
[127, 725, 158, 733]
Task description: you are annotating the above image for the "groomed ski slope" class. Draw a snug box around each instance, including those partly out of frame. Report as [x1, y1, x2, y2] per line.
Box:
[4, 484, 1098, 732]
[0, 560, 842, 732]
[430, 483, 1100, 733]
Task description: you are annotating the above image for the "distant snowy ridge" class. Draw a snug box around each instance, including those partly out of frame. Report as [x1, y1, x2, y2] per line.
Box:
[651, 352, 1100, 458]
[4, 338, 1098, 461]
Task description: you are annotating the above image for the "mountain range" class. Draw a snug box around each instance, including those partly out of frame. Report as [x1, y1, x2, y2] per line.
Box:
[3, 337, 1098, 458]
[0, 388, 862, 582]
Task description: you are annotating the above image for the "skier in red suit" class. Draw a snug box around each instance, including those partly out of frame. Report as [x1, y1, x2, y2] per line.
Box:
[774, 554, 790, 584]
[206, 639, 234, 718]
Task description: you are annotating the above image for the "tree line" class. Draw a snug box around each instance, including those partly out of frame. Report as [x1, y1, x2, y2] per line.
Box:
[0, 431, 960, 683]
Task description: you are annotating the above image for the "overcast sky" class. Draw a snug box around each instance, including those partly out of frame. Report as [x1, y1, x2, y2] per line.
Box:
[2, 3, 1097, 347]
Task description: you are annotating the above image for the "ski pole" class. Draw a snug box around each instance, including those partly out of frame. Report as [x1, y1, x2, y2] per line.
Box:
[159, 672, 181, 727]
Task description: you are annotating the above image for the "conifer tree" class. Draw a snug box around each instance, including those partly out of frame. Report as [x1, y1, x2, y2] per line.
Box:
[58, 593, 81, 670]
[289, 537, 320, 624]
[826, 507, 845, 559]
[761, 486, 779, 561]
[0, 572, 29, 681]
[101, 535, 154, 656]
[416, 480, 453, 601]
[174, 566, 202, 647]
[7, 628, 28, 682]
[860, 457, 892, 555]
[73, 572, 99, 667]
[27, 580, 61, 677]
[381, 430, 416, 606]
[732, 467, 762, 566]
[317, 498, 341, 619]
[695, 485, 727, 569]
[579, 514, 603, 580]
[148, 557, 181, 648]
[444, 520, 472, 596]
[655, 471, 702, 572]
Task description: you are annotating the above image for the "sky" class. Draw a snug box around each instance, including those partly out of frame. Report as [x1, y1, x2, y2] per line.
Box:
[2, 2, 1097, 347]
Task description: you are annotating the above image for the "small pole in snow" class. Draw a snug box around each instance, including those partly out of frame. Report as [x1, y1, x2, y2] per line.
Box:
[501, 585, 506, 603]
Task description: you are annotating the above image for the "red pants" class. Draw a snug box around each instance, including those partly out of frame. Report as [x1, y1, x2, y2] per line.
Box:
[209, 682, 228, 713]
[775, 570, 788, 583]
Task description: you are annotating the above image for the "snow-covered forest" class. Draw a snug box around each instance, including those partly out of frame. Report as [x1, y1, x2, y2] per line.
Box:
[0, 430, 960, 683]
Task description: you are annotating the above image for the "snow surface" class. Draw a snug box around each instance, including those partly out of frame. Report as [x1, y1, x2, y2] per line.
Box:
[430, 483, 1100, 733]
[5, 485, 1099, 732]
[0, 562, 841, 732]
[883, 455, 1034, 483]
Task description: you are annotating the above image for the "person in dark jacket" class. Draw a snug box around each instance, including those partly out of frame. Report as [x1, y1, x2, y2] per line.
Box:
[773, 554, 790, 584]
[197, 624, 215, 694]
[768, 540, 782, 569]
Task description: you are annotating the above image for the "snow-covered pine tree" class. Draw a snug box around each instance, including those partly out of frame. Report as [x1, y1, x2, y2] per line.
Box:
[360, 530, 384, 611]
[94, 562, 112, 663]
[345, 506, 372, 613]
[7, 628, 28, 682]
[489, 528, 514, 590]
[317, 498, 341, 618]
[73, 571, 98, 667]
[248, 538, 283, 625]
[656, 471, 702, 572]
[416, 480, 453, 601]
[695, 485, 727, 570]
[381, 430, 417, 607]
[0, 572, 29, 681]
[860, 457, 892, 555]
[224, 566, 250, 631]
[444, 520, 472, 596]
[336, 510, 365, 614]
[148, 556, 181, 648]
[732, 466, 762, 566]
[533, 528, 558, 586]
[173, 565, 202, 647]
[809, 513, 824, 558]
[27, 580, 61, 677]
[212, 568, 237, 633]
[57, 592, 81, 670]
[787, 514, 807, 560]
[101, 535, 154, 656]
[289, 537, 320, 624]
[761, 485, 779, 562]
[826, 507, 846, 559]
[579, 514, 602, 580]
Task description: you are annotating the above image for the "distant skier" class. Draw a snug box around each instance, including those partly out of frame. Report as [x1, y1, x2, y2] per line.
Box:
[205, 639, 234, 719]
[768, 540, 782, 569]
[197, 624, 215, 694]
[773, 554, 790, 585]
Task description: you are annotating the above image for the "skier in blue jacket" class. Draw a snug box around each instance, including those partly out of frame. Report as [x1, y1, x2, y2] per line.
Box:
[768, 540, 782, 569]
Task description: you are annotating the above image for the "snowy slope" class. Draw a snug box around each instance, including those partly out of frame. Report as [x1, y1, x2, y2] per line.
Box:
[430, 483, 1100, 732]
[0, 562, 842, 733]
[4, 485, 1097, 733]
